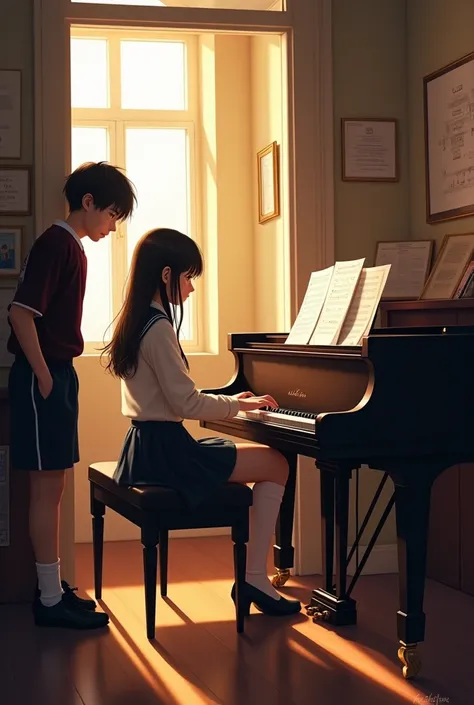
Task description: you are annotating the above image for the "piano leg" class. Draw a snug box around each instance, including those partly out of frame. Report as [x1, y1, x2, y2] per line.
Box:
[308, 462, 357, 625]
[271, 452, 297, 587]
[393, 479, 431, 680]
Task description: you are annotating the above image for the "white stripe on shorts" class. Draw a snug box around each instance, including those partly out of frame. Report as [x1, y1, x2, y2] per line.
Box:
[30, 371, 42, 470]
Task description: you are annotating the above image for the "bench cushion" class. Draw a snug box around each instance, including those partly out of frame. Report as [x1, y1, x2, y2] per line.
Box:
[89, 461, 253, 510]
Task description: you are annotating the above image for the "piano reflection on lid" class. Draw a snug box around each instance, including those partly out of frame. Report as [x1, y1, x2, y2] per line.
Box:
[201, 325, 474, 679]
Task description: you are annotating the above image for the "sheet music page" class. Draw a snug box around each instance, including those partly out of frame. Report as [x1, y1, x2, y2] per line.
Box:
[285, 266, 334, 345]
[309, 259, 365, 345]
[337, 265, 391, 346]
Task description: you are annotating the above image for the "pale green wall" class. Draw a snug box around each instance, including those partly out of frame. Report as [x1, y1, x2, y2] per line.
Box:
[408, 0, 474, 249]
[333, 0, 409, 263]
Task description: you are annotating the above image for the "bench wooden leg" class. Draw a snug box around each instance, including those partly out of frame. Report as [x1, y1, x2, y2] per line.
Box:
[232, 516, 249, 634]
[91, 488, 105, 601]
[159, 530, 169, 597]
[142, 521, 159, 639]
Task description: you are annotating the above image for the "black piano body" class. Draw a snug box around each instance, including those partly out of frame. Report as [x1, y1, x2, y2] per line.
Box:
[201, 326, 474, 679]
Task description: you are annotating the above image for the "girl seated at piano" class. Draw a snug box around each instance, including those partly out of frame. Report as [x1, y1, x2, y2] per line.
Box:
[102, 227, 300, 617]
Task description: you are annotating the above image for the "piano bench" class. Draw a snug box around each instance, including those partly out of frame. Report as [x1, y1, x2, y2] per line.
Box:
[88, 461, 252, 639]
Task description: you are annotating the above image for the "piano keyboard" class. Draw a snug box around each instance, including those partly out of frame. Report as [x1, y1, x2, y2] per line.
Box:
[236, 407, 316, 432]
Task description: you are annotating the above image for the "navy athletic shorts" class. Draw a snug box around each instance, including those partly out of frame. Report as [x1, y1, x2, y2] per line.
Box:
[8, 356, 80, 471]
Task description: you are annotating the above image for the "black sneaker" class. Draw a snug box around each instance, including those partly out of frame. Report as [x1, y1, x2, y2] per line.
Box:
[33, 597, 109, 630]
[35, 581, 97, 612]
[61, 581, 97, 612]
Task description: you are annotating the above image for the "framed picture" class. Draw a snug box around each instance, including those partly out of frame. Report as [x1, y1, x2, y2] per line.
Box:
[0, 226, 22, 276]
[423, 51, 474, 223]
[341, 118, 398, 182]
[257, 141, 280, 224]
[0, 166, 31, 216]
[420, 232, 474, 300]
[454, 260, 474, 298]
[374, 239, 434, 300]
[0, 69, 21, 159]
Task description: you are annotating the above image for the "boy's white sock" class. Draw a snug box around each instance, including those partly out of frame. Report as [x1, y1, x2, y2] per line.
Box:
[245, 481, 285, 600]
[36, 560, 64, 607]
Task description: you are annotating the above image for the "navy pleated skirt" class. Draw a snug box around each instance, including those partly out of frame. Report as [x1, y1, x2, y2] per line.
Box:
[113, 420, 237, 508]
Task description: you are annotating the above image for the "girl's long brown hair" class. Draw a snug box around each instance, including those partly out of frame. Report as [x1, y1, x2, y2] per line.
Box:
[102, 228, 203, 379]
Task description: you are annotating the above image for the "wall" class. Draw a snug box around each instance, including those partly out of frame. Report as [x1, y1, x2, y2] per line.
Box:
[250, 34, 287, 332]
[333, 0, 409, 263]
[407, 0, 474, 249]
[0, 0, 34, 389]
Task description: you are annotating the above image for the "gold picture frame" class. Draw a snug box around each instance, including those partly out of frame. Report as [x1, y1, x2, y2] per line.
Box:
[420, 232, 474, 300]
[257, 141, 280, 224]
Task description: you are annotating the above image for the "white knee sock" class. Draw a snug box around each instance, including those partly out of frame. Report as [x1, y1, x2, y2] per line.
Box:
[37, 560, 63, 607]
[245, 481, 285, 600]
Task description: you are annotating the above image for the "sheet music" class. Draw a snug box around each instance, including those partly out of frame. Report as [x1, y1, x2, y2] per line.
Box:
[285, 266, 334, 345]
[337, 265, 391, 346]
[310, 259, 365, 345]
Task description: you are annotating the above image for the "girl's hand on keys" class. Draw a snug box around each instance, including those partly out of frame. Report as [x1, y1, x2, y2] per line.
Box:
[238, 394, 278, 412]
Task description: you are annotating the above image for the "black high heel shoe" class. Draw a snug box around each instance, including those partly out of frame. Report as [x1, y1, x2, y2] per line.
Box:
[231, 581, 301, 616]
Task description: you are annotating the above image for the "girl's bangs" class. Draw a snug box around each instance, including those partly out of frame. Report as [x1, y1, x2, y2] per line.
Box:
[186, 254, 203, 279]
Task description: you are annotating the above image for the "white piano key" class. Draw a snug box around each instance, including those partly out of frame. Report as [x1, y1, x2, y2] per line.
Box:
[236, 409, 315, 432]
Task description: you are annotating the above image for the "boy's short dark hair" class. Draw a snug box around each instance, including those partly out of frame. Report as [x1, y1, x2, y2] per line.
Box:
[64, 161, 137, 220]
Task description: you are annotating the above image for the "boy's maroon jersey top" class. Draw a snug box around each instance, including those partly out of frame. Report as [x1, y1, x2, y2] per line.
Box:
[8, 222, 87, 360]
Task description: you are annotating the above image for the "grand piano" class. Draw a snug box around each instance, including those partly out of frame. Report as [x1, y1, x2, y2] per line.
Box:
[201, 325, 474, 679]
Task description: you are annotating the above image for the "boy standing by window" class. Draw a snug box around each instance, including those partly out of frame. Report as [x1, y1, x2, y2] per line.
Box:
[7, 162, 136, 629]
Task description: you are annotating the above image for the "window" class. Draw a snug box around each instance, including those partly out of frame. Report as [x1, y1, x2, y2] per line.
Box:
[70, 28, 200, 353]
[71, 1, 284, 10]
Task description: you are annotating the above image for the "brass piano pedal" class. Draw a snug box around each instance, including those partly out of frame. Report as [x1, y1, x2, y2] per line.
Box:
[397, 642, 421, 679]
[271, 568, 290, 587]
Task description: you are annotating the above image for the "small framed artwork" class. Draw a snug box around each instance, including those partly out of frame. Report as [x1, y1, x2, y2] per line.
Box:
[0, 69, 21, 159]
[374, 239, 434, 300]
[420, 232, 474, 300]
[0, 226, 22, 276]
[454, 260, 474, 298]
[257, 141, 280, 224]
[0, 166, 31, 216]
[342, 118, 398, 182]
[423, 51, 474, 223]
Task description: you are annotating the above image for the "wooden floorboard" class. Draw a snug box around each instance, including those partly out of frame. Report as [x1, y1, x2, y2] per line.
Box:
[0, 536, 472, 705]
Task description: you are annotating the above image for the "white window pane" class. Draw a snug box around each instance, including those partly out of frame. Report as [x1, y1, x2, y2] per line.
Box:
[71, 38, 109, 108]
[125, 127, 192, 338]
[125, 127, 189, 259]
[71, 126, 113, 344]
[174, 300, 192, 341]
[71, 0, 282, 9]
[121, 41, 186, 110]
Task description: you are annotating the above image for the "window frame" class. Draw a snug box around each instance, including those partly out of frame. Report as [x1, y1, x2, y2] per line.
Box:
[70, 26, 203, 353]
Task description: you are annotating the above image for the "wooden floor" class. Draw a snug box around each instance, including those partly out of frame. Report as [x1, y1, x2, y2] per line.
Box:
[0, 537, 471, 705]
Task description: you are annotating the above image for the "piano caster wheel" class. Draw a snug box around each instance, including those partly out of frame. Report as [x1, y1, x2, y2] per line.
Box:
[397, 643, 421, 679]
[305, 605, 330, 621]
[271, 568, 290, 587]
